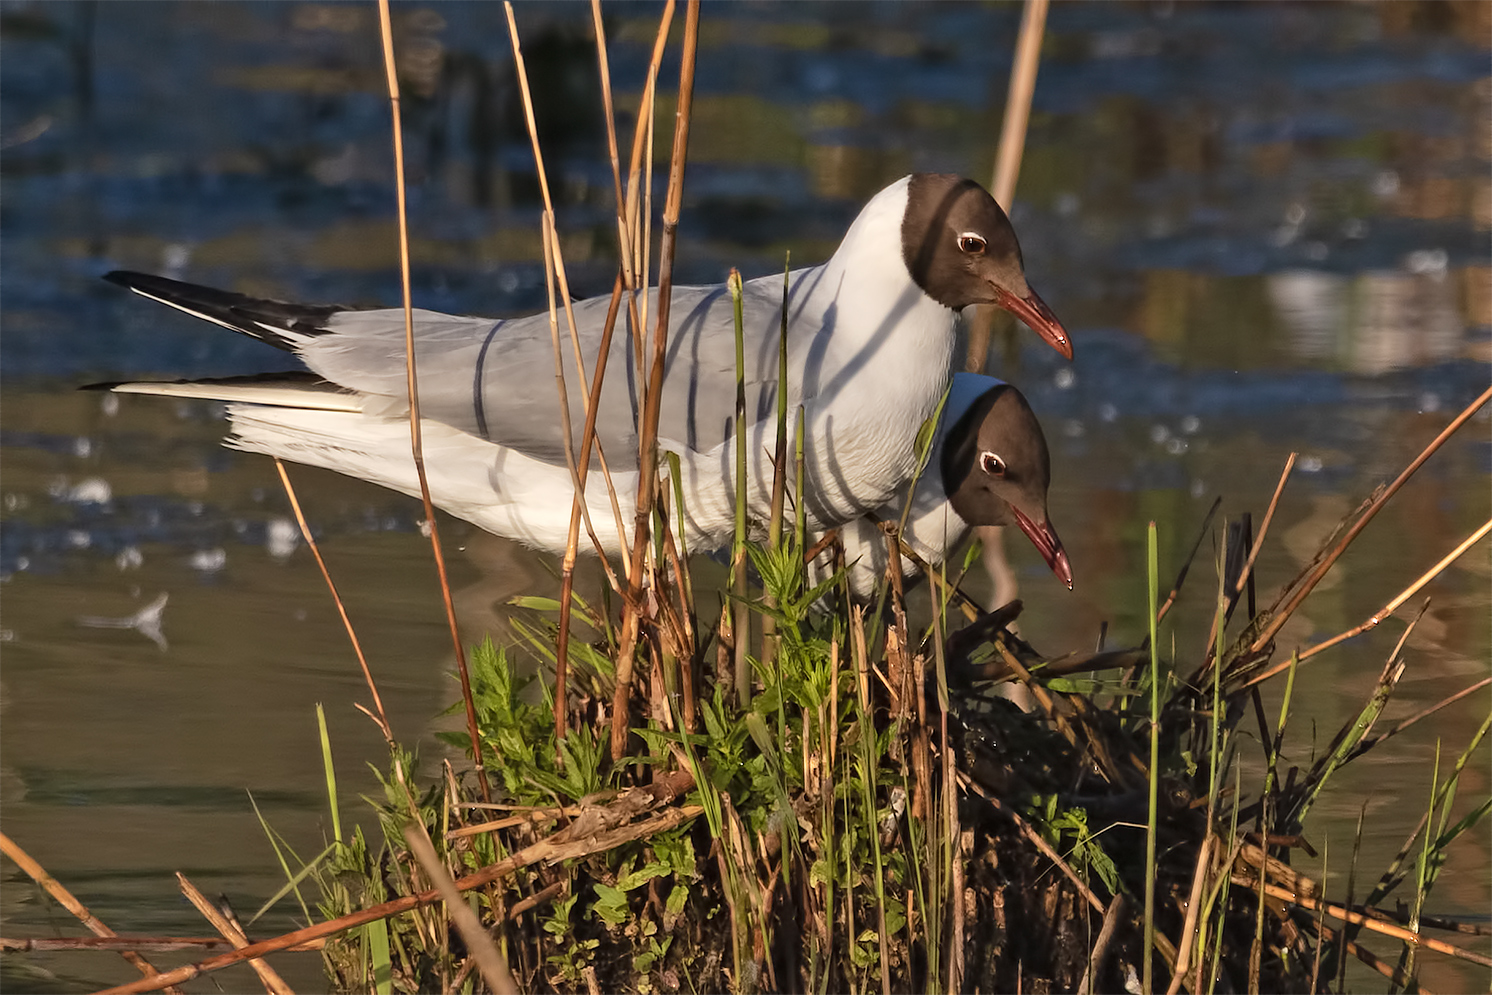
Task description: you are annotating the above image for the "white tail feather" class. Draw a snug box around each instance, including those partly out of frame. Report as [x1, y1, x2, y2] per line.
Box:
[111, 381, 363, 411]
[226, 404, 643, 555]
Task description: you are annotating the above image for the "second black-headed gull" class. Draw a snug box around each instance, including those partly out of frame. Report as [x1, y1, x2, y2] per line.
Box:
[102, 174, 1070, 549]
[831, 373, 1070, 599]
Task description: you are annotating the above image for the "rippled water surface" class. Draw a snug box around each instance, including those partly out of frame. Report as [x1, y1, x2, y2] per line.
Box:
[3, 2, 1489, 990]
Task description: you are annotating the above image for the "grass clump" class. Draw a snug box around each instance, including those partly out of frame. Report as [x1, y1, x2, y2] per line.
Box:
[292, 455, 1490, 994]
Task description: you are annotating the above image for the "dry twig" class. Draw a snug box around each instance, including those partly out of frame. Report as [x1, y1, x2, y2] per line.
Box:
[0, 832, 182, 993]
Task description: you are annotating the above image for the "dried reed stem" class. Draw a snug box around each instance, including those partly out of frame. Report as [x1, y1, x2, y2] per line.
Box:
[567, 3, 676, 745]
[505, 3, 633, 737]
[1245, 516, 1492, 687]
[958, 776, 1107, 915]
[273, 460, 391, 744]
[402, 823, 517, 995]
[1250, 384, 1492, 654]
[611, 0, 701, 761]
[0, 832, 181, 992]
[0, 936, 323, 954]
[1165, 833, 1214, 995]
[176, 872, 292, 995]
[991, 0, 1049, 206]
[966, 0, 1050, 374]
[1156, 495, 1221, 624]
[502, 18, 630, 563]
[1235, 452, 1296, 596]
[1238, 877, 1492, 967]
[374, 0, 488, 800]
[96, 799, 703, 995]
[591, 0, 624, 236]
[1076, 894, 1128, 995]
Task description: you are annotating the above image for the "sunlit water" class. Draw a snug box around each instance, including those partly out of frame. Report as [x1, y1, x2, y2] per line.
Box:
[2, 2, 1488, 991]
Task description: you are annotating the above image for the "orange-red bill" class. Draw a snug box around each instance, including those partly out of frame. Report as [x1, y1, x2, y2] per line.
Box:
[1011, 507, 1073, 590]
[995, 285, 1073, 361]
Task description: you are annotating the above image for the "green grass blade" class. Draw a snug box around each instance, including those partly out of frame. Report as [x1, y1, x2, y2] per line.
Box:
[367, 917, 393, 994]
[730, 269, 750, 709]
[1143, 520, 1160, 995]
[250, 842, 338, 924]
[317, 703, 343, 845]
[247, 789, 312, 922]
[1366, 709, 1490, 906]
[1400, 740, 1442, 985]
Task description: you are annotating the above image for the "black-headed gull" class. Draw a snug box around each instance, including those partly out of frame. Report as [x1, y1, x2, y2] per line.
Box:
[832, 373, 1070, 598]
[102, 174, 1069, 550]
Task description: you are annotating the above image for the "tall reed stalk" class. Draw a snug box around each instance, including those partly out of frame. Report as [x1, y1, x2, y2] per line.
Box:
[611, 0, 702, 761]
[375, 0, 487, 800]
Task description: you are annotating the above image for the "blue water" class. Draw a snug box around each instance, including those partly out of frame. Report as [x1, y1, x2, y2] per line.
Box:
[2, 2, 1487, 990]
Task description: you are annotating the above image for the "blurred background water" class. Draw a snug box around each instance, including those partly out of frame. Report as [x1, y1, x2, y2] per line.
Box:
[1, 1, 1488, 990]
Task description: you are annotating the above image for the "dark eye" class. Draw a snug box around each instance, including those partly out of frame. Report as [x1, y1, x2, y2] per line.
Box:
[980, 451, 1006, 476]
[957, 232, 987, 255]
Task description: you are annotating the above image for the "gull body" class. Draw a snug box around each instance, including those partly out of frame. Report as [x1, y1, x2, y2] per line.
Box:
[103, 174, 1070, 552]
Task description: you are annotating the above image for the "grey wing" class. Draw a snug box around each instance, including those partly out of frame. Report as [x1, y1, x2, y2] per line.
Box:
[650, 265, 831, 452]
[296, 269, 821, 467]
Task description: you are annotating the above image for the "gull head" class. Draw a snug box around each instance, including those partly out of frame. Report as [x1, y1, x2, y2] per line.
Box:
[941, 382, 1072, 589]
[902, 174, 1072, 360]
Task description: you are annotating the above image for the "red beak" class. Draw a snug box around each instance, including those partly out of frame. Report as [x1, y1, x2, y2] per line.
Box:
[994, 285, 1073, 360]
[1011, 507, 1073, 590]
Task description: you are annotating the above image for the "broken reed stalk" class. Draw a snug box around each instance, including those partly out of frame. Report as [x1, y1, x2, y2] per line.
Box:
[1256, 516, 1492, 679]
[1156, 495, 1221, 624]
[401, 823, 516, 995]
[272, 459, 391, 745]
[1165, 833, 1215, 995]
[1249, 383, 1492, 656]
[0, 831, 180, 992]
[965, 0, 1049, 375]
[0, 936, 323, 954]
[176, 872, 292, 995]
[95, 791, 704, 995]
[1237, 877, 1492, 968]
[612, 0, 701, 762]
[551, 1, 676, 742]
[374, 0, 488, 801]
[1233, 452, 1296, 597]
[591, 0, 624, 225]
[1193, 459, 1292, 670]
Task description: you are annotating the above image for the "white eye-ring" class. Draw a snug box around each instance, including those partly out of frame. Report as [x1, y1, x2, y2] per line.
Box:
[980, 451, 1006, 476]
[957, 232, 987, 254]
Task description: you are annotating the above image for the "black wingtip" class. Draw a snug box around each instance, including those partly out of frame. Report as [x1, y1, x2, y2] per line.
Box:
[98, 271, 345, 353]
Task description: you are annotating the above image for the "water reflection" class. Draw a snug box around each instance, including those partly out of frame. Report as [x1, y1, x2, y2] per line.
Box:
[1, 1, 1488, 989]
[1269, 266, 1469, 372]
